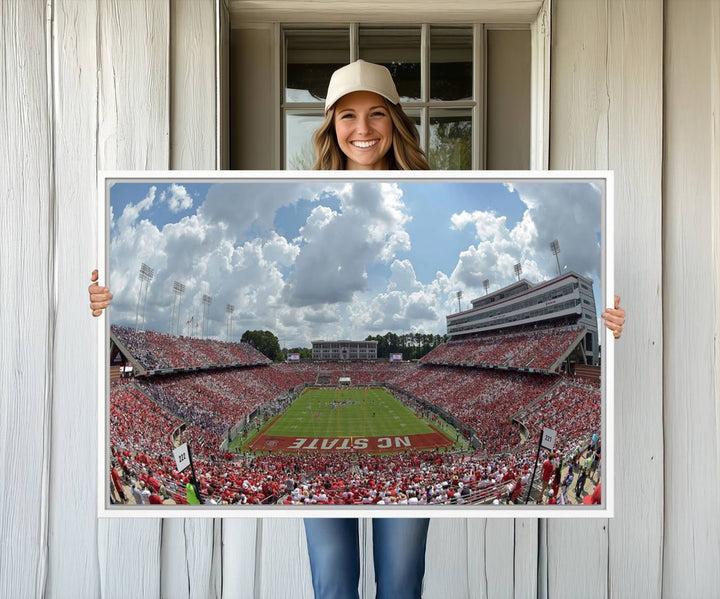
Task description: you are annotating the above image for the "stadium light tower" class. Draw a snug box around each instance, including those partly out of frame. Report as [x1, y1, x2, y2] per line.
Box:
[135, 262, 154, 331]
[483, 279, 490, 295]
[170, 281, 185, 336]
[456, 291, 463, 313]
[550, 239, 561, 276]
[201, 294, 212, 339]
[226, 304, 235, 341]
[514, 263, 522, 281]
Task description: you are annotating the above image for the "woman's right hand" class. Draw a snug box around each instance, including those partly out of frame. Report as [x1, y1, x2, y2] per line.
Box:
[89, 269, 113, 317]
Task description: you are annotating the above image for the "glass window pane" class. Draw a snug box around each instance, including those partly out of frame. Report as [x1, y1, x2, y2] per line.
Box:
[430, 27, 473, 101]
[285, 112, 324, 169]
[286, 30, 349, 103]
[429, 109, 472, 170]
[359, 28, 421, 102]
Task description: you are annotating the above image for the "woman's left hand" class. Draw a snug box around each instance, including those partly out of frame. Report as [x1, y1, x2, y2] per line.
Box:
[601, 295, 625, 339]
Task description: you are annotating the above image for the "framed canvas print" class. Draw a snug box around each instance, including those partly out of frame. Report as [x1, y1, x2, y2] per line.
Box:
[97, 171, 614, 518]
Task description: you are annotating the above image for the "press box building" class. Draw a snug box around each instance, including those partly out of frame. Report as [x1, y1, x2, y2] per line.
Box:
[446, 271, 599, 365]
[311, 340, 378, 360]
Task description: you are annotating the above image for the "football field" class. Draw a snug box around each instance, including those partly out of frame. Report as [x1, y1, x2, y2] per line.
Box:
[244, 386, 454, 454]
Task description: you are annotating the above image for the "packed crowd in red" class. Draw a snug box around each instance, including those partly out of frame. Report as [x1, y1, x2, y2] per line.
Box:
[109, 325, 601, 506]
[111, 325, 270, 370]
[314, 361, 416, 385]
[110, 384, 556, 506]
[516, 381, 601, 458]
[421, 325, 585, 371]
[389, 366, 558, 454]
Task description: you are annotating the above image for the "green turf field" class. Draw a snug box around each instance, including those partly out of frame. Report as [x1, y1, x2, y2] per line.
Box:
[264, 387, 436, 439]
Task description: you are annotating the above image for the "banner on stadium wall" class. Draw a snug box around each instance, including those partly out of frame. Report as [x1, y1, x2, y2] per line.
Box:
[389, 353, 403, 362]
[288, 353, 300, 362]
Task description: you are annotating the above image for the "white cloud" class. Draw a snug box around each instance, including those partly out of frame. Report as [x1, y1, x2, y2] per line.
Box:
[297, 205, 336, 241]
[450, 210, 507, 241]
[117, 185, 155, 230]
[447, 182, 601, 299]
[160, 183, 193, 213]
[198, 182, 320, 235]
[283, 182, 411, 307]
[109, 180, 601, 347]
[388, 259, 421, 292]
[511, 182, 601, 281]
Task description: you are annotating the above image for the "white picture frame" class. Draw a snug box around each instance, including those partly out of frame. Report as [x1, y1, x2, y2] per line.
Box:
[98, 170, 614, 518]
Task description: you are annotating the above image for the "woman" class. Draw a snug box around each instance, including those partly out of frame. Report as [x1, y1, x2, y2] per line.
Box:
[302, 60, 432, 599]
[89, 60, 626, 599]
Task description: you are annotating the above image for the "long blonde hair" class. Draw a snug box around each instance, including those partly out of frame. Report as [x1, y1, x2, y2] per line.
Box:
[312, 100, 430, 171]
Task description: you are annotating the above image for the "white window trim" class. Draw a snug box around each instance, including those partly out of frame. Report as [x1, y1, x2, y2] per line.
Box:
[530, 0, 551, 170]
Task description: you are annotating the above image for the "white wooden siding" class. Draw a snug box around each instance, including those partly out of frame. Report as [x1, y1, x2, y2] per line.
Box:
[96, 0, 169, 596]
[549, 3, 611, 592]
[663, 1, 720, 596]
[549, 1, 665, 599]
[47, 0, 101, 596]
[163, 2, 221, 598]
[0, 1, 53, 597]
[1, 1, 718, 598]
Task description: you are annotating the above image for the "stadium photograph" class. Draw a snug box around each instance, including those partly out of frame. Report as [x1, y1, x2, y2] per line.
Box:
[102, 173, 610, 514]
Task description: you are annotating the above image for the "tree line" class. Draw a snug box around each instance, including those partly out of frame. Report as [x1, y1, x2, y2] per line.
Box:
[364, 332, 447, 360]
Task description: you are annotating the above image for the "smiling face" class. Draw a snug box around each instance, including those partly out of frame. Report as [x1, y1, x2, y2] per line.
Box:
[333, 91, 394, 170]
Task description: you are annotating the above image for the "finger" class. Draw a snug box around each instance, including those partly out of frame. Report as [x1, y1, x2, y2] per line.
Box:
[603, 314, 625, 326]
[603, 308, 625, 320]
[91, 269, 98, 282]
[614, 295, 621, 310]
[92, 308, 103, 317]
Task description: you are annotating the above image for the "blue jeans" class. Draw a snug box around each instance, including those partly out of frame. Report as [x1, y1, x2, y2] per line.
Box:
[303, 517, 430, 599]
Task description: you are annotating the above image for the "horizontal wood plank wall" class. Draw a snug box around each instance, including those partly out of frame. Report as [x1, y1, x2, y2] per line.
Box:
[605, 1, 664, 597]
[163, 1, 220, 598]
[96, 1, 169, 596]
[663, 1, 720, 595]
[48, 0, 102, 596]
[0, 1, 52, 597]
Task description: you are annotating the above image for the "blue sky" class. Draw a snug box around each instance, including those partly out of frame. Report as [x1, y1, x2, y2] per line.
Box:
[109, 179, 602, 347]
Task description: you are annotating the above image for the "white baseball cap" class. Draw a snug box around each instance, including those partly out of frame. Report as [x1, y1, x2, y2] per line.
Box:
[324, 60, 400, 112]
